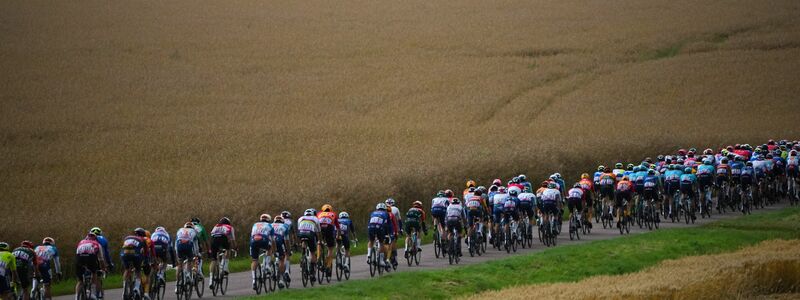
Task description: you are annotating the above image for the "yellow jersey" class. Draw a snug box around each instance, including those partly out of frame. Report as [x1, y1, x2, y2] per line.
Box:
[0, 251, 16, 277]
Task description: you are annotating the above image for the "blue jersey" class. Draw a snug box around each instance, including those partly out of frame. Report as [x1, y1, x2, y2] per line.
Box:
[96, 235, 112, 265]
[680, 174, 697, 185]
[643, 175, 659, 190]
[730, 162, 744, 177]
[368, 210, 391, 232]
[697, 165, 715, 177]
[270, 223, 290, 242]
[338, 218, 353, 236]
[151, 231, 171, 246]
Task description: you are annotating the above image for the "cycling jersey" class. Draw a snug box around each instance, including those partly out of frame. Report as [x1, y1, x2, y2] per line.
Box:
[697, 165, 715, 186]
[579, 179, 594, 192]
[644, 175, 659, 190]
[567, 187, 584, 200]
[540, 188, 561, 204]
[518, 192, 536, 206]
[270, 222, 290, 256]
[34, 245, 58, 266]
[503, 196, 518, 212]
[716, 163, 731, 178]
[0, 250, 17, 278]
[368, 210, 392, 244]
[431, 196, 449, 212]
[12, 248, 36, 269]
[446, 203, 465, 221]
[175, 228, 197, 245]
[211, 224, 236, 240]
[317, 211, 339, 229]
[297, 216, 320, 234]
[593, 171, 603, 185]
[151, 230, 171, 247]
[250, 221, 273, 242]
[338, 218, 354, 236]
[616, 180, 634, 194]
[598, 173, 616, 187]
[193, 223, 210, 246]
[466, 195, 484, 211]
[120, 236, 146, 256]
[752, 160, 768, 178]
[612, 169, 625, 177]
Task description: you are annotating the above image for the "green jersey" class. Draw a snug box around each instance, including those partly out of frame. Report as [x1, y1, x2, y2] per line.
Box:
[194, 223, 209, 243]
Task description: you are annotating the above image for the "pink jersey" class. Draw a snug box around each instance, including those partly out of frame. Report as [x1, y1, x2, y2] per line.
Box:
[76, 239, 101, 256]
[211, 224, 236, 240]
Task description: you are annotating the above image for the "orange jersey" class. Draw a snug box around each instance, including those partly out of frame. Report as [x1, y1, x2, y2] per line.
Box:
[316, 211, 339, 228]
[579, 179, 594, 191]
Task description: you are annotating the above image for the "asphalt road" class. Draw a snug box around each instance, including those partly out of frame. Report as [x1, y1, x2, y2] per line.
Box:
[56, 203, 788, 299]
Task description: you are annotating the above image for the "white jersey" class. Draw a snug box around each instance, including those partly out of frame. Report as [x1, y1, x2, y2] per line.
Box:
[389, 206, 401, 223]
[492, 193, 509, 207]
[297, 216, 320, 233]
[518, 192, 536, 205]
[176, 228, 197, 244]
[446, 203, 464, 220]
[567, 188, 584, 199]
[251, 221, 273, 238]
[508, 186, 522, 196]
[541, 188, 562, 203]
[431, 197, 449, 209]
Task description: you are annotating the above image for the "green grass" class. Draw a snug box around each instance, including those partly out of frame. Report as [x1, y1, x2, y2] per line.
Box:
[244, 207, 800, 299]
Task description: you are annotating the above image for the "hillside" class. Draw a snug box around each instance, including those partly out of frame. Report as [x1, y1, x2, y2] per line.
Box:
[1, 0, 799, 248]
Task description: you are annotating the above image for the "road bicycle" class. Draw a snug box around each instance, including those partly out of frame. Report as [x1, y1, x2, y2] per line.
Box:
[448, 225, 461, 265]
[618, 199, 631, 235]
[149, 261, 165, 300]
[210, 249, 235, 296]
[175, 259, 194, 300]
[316, 242, 331, 284]
[335, 238, 353, 281]
[300, 238, 317, 285]
[122, 264, 142, 300]
[405, 229, 422, 265]
[253, 248, 274, 295]
[568, 208, 581, 241]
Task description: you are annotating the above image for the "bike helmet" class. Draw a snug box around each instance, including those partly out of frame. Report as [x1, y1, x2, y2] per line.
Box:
[648, 169, 656, 175]
[581, 173, 590, 179]
[766, 153, 774, 159]
[413, 201, 423, 208]
[477, 186, 487, 193]
[555, 173, 563, 179]
[627, 164, 634, 170]
[573, 183, 581, 188]
[684, 167, 692, 173]
[468, 186, 476, 193]
[184, 222, 194, 229]
[385, 198, 396, 206]
[339, 212, 350, 219]
[721, 158, 729, 164]
[657, 155, 665, 161]
[511, 177, 520, 184]
[498, 186, 507, 193]
[790, 150, 797, 156]
[466, 180, 476, 188]
[704, 148, 713, 155]
[508, 189, 518, 196]
[134, 228, 146, 236]
[376, 203, 387, 210]
[304, 209, 315, 216]
[547, 182, 557, 189]
[474, 189, 483, 196]
[21, 240, 34, 249]
[274, 215, 284, 223]
[768, 139, 775, 145]
[90, 227, 102, 235]
[0, 242, 9, 251]
[444, 190, 454, 198]
[678, 149, 687, 156]
[155, 226, 166, 233]
[622, 176, 630, 181]
[746, 161, 753, 166]
[492, 179, 502, 186]
[281, 211, 291, 218]
[42, 237, 55, 245]
[703, 159, 712, 165]
[451, 198, 460, 204]
[436, 190, 445, 197]
[598, 165, 605, 172]
[614, 163, 622, 169]
[219, 217, 231, 225]
[191, 217, 201, 224]
[540, 181, 548, 187]
[518, 174, 527, 182]
[321, 204, 333, 212]
[260, 214, 272, 222]
[489, 185, 498, 192]
[549, 174, 557, 180]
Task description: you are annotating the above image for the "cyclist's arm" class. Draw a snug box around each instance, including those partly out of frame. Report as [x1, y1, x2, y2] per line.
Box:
[229, 227, 237, 250]
[169, 240, 177, 266]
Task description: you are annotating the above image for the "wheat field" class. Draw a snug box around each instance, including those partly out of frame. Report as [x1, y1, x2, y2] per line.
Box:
[1, 0, 799, 253]
[464, 239, 800, 299]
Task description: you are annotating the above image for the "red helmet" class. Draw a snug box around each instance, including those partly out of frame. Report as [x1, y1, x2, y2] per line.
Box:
[443, 189, 454, 198]
[492, 179, 502, 186]
[678, 149, 687, 156]
[21, 240, 34, 249]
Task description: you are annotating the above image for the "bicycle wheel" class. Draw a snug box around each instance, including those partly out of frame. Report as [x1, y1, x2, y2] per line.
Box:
[301, 257, 309, 286]
[468, 234, 475, 257]
[575, 218, 581, 240]
[176, 276, 184, 300]
[254, 266, 263, 295]
[569, 219, 575, 241]
[448, 239, 454, 265]
[156, 279, 166, 300]
[336, 249, 343, 281]
[433, 231, 441, 258]
[316, 261, 324, 284]
[344, 254, 351, 280]
[193, 271, 204, 298]
[368, 247, 376, 277]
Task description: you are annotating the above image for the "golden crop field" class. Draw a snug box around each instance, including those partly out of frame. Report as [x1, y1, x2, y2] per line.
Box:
[2, 0, 799, 253]
[465, 239, 800, 299]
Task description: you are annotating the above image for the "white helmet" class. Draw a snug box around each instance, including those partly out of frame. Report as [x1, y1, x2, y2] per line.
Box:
[339, 212, 349, 219]
[304, 209, 314, 216]
[376, 203, 387, 210]
[385, 198, 396, 206]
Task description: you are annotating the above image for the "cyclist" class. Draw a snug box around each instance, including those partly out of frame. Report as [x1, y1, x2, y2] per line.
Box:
[209, 217, 236, 288]
[190, 218, 210, 277]
[431, 191, 449, 244]
[540, 182, 562, 233]
[0, 242, 17, 300]
[680, 167, 699, 218]
[12, 241, 37, 300]
[367, 203, 392, 268]
[578, 173, 595, 227]
[552, 173, 566, 195]
[151, 227, 175, 284]
[89, 228, 113, 273]
[446, 198, 466, 257]
[249, 214, 273, 290]
[337, 211, 355, 268]
[384, 198, 402, 267]
[120, 229, 148, 300]
[508, 177, 525, 194]
[464, 180, 477, 198]
[518, 174, 532, 191]
[317, 204, 339, 277]
[141, 229, 156, 297]
[77, 233, 107, 299]
[612, 163, 625, 177]
[297, 209, 321, 280]
[643, 169, 661, 214]
[270, 216, 291, 288]
[615, 176, 635, 228]
[624, 164, 635, 178]
[34, 238, 60, 300]
[593, 166, 605, 193]
[788, 151, 799, 198]
[697, 159, 716, 210]
[174, 222, 199, 292]
[664, 165, 683, 218]
[280, 211, 296, 253]
[518, 186, 536, 234]
[716, 158, 732, 187]
[491, 186, 508, 243]
[598, 168, 616, 217]
[567, 183, 585, 227]
[465, 190, 485, 248]
[404, 201, 427, 257]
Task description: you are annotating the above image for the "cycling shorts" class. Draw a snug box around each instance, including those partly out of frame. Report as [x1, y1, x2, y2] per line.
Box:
[567, 197, 583, 213]
[741, 176, 753, 186]
[698, 175, 713, 187]
[519, 202, 534, 219]
[405, 219, 421, 234]
[644, 189, 658, 201]
[715, 176, 728, 186]
[76, 254, 100, 280]
[493, 210, 503, 224]
[249, 238, 270, 260]
[367, 228, 388, 245]
[665, 181, 679, 194]
[788, 167, 798, 177]
[38, 261, 52, 284]
[321, 225, 336, 248]
[599, 185, 614, 199]
[176, 242, 195, 261]
[679, 183, 694, 195]
[541, 202, 558, 216]
[297, 232, 318, 256]
[502, 210, 518, 223]
[16, 264, 31, 288]
[0, 275, 9, 295]
[339, 234, 351, 251]
[446, 219, 462, 233]
[616, 192, 632, 208]
[274, 237, 287, 257]
[210, 235, 230, 260]
[467, 210, 482, 227]
[154, 242, 170, 262]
